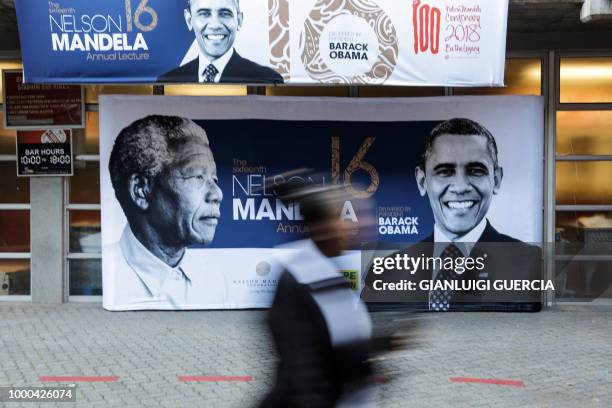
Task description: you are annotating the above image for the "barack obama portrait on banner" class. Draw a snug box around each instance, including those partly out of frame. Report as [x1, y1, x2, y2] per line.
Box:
[363, 118, 542, 311]
[158, 0, 284, 84]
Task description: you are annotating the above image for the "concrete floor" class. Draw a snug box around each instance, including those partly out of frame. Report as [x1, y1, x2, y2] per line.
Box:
[0, 303, 610, 407]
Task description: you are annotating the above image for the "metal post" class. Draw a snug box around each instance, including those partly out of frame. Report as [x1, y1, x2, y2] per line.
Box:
[30, 177, 66, 303]
[544, 50, 557, 308]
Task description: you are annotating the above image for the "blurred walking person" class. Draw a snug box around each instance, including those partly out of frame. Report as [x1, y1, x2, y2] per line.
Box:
[259, 178, 389, 408]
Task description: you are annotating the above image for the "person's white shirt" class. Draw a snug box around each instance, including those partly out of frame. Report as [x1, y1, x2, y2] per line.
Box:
[198, 48, 234, 83]
[103, 225, 230, 310]
[275, 239, 372, 348]
[432, 216, 488, 260]
[104, 225, 192, 309]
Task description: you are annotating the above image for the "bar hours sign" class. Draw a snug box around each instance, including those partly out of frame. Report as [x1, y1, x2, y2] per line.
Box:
[16, 130, 73, 176]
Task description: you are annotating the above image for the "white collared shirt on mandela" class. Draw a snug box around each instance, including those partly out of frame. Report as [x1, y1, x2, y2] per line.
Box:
[198, 48, 234, 83]
[104, 226, 192, 308]
[104, 226, 229, 310]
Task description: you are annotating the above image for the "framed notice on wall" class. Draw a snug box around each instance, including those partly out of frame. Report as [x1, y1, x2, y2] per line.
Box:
[2, 70, 84, 129]
[16, 129, 73, 177]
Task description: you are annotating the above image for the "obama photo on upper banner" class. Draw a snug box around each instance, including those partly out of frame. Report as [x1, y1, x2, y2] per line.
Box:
[158, 0, 284, 84]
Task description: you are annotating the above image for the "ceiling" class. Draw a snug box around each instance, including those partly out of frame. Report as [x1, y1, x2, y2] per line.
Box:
[0, 0, 610, 52]
[0, 0, 16, 31]
[508, 0, 612, 49]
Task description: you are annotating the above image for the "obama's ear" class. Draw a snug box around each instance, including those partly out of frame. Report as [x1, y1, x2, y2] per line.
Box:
[128, 174, 153, 210]
[184, 8, 193, 31]
[493, 166, 504, 195]
[415, 166, 427, 197]
[237, 11, 244, 31]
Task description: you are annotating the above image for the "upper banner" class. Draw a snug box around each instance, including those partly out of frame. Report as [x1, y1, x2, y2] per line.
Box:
[16, 0, 509, 86]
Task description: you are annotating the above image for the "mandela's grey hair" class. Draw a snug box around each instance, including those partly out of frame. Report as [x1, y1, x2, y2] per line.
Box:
[109, 115, 209, 215]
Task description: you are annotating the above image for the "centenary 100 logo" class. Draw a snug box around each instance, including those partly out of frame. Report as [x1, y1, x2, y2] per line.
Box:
[412, 0, 441, 55]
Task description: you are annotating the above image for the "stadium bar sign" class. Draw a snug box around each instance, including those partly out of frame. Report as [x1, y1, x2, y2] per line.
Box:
[2, 70, 84, 129]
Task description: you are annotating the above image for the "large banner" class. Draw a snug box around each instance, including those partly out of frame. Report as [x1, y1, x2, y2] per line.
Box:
[100, 95, 543, 310]
[17, 0, 508, 86]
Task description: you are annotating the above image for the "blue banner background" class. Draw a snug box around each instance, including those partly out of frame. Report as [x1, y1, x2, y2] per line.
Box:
[16, 0, 191, 83]
[195, 119, 440, 248]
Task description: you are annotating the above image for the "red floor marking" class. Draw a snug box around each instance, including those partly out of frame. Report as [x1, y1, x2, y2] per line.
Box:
[368, 374, 390, 384]
[179, 375, 252, 382]
[40, 376, 119, 382]
[450, 377, 525, 387]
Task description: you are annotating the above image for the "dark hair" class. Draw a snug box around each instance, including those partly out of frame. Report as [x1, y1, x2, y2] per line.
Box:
[420, 118, 499, 170]
[186, 0, 240, 10]
[275, 173, 343, 226]
[108, 115, 209, 215]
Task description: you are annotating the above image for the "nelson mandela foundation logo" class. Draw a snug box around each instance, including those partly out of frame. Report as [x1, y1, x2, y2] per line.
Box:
[300, 0, 398, 84]
[232, 262, 277, 292]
